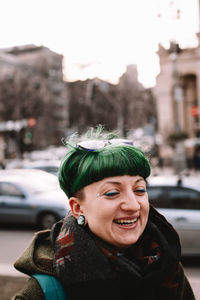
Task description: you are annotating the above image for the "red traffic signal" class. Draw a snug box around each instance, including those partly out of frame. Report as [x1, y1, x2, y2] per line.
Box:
[28, 118, 36, 127]
[191, 106, 199, 117]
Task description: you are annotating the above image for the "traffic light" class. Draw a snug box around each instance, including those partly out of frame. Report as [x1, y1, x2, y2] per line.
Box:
[28, 118, 36, 127]
[24, 131, 33, 145]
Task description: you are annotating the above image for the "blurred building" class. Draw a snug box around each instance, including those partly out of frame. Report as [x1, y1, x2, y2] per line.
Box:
[0, 45, 69, 159]
[118, 65, 156, 137]
[67, 65, 156, 136]
[67, 78, 118, 132]
[154, 34, 200, 141]
[0, 47, 156, 161]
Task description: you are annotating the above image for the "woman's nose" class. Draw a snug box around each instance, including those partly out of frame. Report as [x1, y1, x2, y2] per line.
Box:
[120, 192, 140, 211]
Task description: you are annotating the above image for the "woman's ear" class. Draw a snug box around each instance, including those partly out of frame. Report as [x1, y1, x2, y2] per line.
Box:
[69, 197, 83, 218]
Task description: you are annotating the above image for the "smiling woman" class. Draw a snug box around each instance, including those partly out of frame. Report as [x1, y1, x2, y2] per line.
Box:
[71, 175, 149, 248]
[13, 127, 195, 300]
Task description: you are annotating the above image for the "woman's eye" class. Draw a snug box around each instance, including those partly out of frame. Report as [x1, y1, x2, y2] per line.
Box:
[104, 191, 119, 197]
[134, 189, 146, 195]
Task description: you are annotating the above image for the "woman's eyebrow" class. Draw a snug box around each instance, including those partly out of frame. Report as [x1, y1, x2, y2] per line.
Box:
[102, 181, 122, 186]
[102, 178, 145, 187]
[135, 178, 145, 183]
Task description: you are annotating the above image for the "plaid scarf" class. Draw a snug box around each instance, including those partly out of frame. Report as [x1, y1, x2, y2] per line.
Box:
[51, 206, 183, 299]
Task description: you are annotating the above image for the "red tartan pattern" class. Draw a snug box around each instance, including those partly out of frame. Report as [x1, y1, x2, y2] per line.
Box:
[56, 229, 74, 264]
[101, 247, 118, 259]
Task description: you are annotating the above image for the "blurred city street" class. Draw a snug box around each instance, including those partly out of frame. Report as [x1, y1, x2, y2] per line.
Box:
[0, 0, 200, 299]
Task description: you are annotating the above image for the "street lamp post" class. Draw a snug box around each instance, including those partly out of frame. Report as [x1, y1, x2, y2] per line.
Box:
[169, 41, 184, 134]
[169, 41, 186, 174]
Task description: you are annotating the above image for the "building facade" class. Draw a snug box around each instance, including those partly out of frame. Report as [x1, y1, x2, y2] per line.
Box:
[154, 34, 200, 141]
[0, 45, 69, 159]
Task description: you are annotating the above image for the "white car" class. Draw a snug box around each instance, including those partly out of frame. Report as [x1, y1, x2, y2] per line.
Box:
[147, 174, 200, 256]
[22, 160, 60, 176]
[6, 159, 60, 176]
[0, 169, 69, 229]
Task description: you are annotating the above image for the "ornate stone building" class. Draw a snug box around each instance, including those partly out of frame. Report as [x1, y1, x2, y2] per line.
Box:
[154, 34, 200, 140]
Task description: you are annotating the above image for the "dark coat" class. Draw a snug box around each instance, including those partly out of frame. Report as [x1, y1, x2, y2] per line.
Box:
[14, 207, 195, 300]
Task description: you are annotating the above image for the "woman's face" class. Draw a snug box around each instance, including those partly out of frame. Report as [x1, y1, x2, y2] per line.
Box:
[70, 175, 149, 248]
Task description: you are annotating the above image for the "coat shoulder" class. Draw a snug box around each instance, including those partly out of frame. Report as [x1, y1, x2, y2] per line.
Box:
[13, 229, 55, 300]
[14, 229, 54, 276]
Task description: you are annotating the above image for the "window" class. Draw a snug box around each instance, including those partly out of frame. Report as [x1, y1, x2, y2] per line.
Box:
[0, 182, 24, 198]
[147, 186, 167, 208]
[167, 187, 200, 210]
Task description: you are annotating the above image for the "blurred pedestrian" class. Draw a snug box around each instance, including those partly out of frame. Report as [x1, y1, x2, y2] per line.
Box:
[0, 161, 5, 169]
[193, 146, 200, 170]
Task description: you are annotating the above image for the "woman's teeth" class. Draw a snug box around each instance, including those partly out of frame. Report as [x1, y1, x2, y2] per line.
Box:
[114, 218, 138, 225]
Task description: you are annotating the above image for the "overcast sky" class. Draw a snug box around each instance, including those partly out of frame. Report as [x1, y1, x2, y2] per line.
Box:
[0, 0, 199, 87]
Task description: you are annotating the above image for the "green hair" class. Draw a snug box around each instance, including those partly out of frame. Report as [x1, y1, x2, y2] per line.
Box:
[58, 143, 151, 198]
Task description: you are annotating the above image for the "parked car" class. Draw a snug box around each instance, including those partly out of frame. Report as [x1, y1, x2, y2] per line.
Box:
[147, 175, 200, 256]
[0, 169, 69, 229]
[6, 159, 60, 176]
[22, 160, 60, 176]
